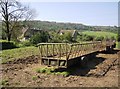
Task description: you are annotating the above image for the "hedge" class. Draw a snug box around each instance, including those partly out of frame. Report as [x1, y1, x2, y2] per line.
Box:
[0, 40, 18, 50]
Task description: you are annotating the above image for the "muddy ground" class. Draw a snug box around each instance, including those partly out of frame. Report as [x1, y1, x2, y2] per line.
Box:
[0, 49, 120, 87]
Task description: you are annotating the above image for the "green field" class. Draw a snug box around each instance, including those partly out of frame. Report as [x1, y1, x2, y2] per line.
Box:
[0, 42, 98, 63]
[0, 46, 39, 63]
[82, 31, 117, 38]
[116, 42, 120, 49]
[1, 40, 119, 64]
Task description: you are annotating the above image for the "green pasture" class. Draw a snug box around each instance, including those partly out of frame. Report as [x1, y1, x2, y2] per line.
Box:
[82, 31, 117, 38]
[116, 42, 120, 49]
[1, 41, 119, 64]
[0, 42, 95, 63]
[0, 46, 39, 63]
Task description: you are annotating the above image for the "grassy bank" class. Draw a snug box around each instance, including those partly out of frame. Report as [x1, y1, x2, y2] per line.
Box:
[0, 46, 39, 63]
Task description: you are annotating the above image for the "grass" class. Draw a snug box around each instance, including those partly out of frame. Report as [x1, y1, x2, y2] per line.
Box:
[0, 43, 71, 64]
[1, 38, 118, 64]
[36, 68, 47, 73]
[116, 42, 120, 49]
[82, 31, 117, 38]
[32, 76, 38, 80]
[36, 67, 70, 77]
[0, 79, 9, 85]
[0, 46, 39, 64]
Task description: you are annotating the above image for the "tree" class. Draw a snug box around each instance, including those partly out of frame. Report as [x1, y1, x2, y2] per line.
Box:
[30, 31, 49, 45]
[94, 36, 104, 41]
[0, 0, 34, 41]
[82, 34, 94, 41]
[63, 32, 73, 42]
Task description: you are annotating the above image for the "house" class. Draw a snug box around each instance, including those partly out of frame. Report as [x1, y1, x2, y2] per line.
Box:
[58, 30, 78, 40]
[19, 27, 44, 41]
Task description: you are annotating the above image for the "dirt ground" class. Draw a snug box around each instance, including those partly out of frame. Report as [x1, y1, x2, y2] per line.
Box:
[0, 49, 119, 87]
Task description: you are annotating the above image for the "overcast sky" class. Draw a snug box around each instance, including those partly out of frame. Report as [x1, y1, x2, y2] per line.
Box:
[20, 0, 119, 26]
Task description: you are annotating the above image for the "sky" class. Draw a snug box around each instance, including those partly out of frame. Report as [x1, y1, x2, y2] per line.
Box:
[20, 1, 119, 26]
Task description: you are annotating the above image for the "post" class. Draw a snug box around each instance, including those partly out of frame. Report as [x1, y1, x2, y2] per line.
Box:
[59, 44, 61, 59]
[46, 44, 48, 57]
[58, 44, 62, 67]
[53, 44, 54, 57]
[66, 43, 67, 60]
[66, 43, 68, 67]
[40, 45, 43, 65]
[38, 45, 41, 65]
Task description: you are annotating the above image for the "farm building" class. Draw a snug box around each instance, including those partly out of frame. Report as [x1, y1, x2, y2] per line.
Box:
[19, 27, 45, 41]
[58, 30, 78, 40]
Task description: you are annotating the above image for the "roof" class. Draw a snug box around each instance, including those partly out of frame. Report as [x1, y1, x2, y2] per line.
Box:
[59, 29, 77, 33]
[21, 27, 44, 38]
[59, 30, 78, 38]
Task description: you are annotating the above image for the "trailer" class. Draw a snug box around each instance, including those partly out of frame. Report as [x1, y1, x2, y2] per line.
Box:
[37, 41, 116, 68]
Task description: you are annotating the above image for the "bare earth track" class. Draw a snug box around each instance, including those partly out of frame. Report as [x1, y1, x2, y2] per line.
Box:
[0, 49, 119, 87]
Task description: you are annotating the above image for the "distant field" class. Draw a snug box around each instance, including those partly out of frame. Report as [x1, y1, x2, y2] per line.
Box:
[82, 31, 117, 38]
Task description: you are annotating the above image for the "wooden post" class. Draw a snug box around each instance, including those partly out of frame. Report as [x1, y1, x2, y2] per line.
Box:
[58, 44, 62, 67]
[77, 44, 80, 56]
[46, 44, 48, 57]
[40, 45, 43, 65]
[38, 45, 41, 65]
[53, 44, 54, 57]
[66, 43, 68, 67]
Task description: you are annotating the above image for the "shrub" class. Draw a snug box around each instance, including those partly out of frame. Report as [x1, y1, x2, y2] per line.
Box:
[76, 34, 83, 42]
[35, 68, 70, 77]
[116, 42, 120, 49]
[32, 76, 38, 80]
[49, 34, 63, 43]
[0, 40, 18, 50]
[36, 68, 47, 73]
[110, 36, 116, 40]
[1, 79, 9, 85]
[30, 32, 49, 45]
[61, 72, 70, 77]
[82, 35, 94, 41]
[63, 32, 73, 42]
[94, 36, 104, 41]
[18, 40, 31, 47]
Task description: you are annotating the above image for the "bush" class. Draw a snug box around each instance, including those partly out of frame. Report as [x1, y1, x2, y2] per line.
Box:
[117, 34, 120, 41]
[1, 79, 9, 85]
[76, 34, 83, 42]
[36, 68, 47, 73]
[82, 34, 94, 41]
[18, 40, 31, 47]
[94, 36, 104, 41]
[63, 32, 73, 42]
[49, 34, 66, 43]
[0, 40, 18, 50]
[110, 36, 116, 40]
[30, 32, 49, 45]
[35, 68, 70, 77]
[32, 76, 38, 80]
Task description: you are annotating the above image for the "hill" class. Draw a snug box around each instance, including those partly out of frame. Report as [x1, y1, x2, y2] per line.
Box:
[22, 20, 118, 33]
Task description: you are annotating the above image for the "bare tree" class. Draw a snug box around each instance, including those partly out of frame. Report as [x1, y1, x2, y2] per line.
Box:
[0, 0, 35, 41]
